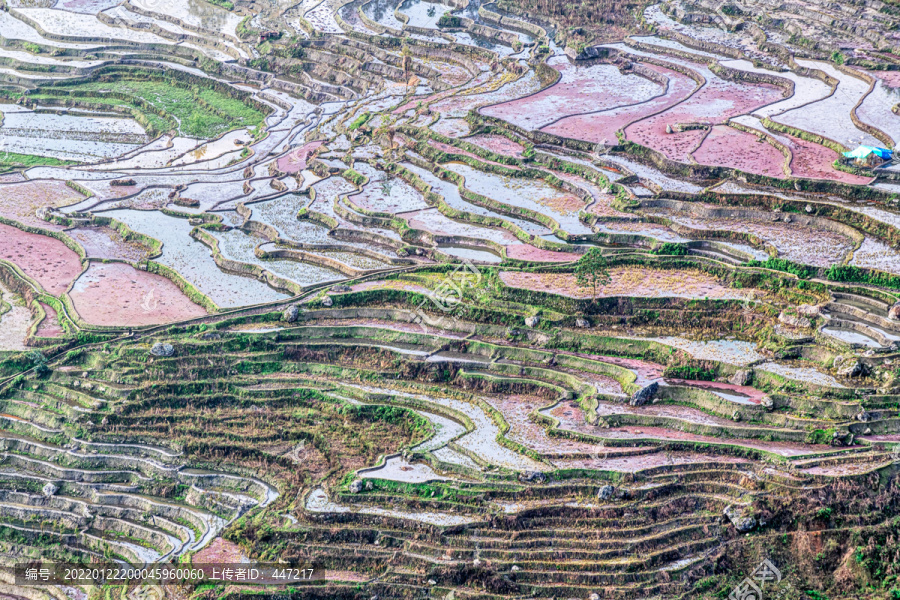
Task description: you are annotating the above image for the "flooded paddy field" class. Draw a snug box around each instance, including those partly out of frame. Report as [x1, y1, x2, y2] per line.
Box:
[69, 261, 207, 326]
[499, 267, 751, 300]
[0, 1, 898, 597]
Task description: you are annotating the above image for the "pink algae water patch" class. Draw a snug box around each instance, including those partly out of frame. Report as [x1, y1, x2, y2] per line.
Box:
[590, 426, 832, 457]
[0, 223, 82, 295]
[785, 134, 872, 184]
[872, 71, 900, 88]
[65, 226, 151, 262]
[69, 262, 207, 326]
[0, 180, 85, 230]
[481, 58, 663, 131]
[541, 63, 698, 145]
[505, 244, 581, 262]
[464, 134, 524, 157]
[192, 538, 249, 564]
[482, 393, 599, 455]
[35, 302, 64, 338]
[692, 125, 787, 178]
[277, 141, 324, 174]
[554, 451, 749, 473]
[626, 77, 783, 162]
[499, 267, 749, 300]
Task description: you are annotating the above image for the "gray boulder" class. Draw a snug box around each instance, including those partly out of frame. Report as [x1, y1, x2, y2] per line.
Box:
[321, 295, 334, 307]
[597, 485, 615, 500]
[519, 470, 548, 484]
[798, 304, 820, 318]
[890, 302, 900, 321]
[761, 395, 774, 411]
[525, 316, 540, 328]
[283, 304, 300, 323]
[837, 359, 866, 378]
[150, 343, 175, 358]
[630, 381, 659, 406]
[724, 505, 756, 532]
[575, 318, 591, 328]
[778, 311, 811, 329]
[729, 369, 753, 386]
[42, 483, 59, 497]
[331, 284, 351, 293]
[348, 480, 363, 494]
[832, 430, 854, 447]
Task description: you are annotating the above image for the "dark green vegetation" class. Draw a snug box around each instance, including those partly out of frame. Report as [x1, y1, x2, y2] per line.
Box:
[0, 152, 74, 173]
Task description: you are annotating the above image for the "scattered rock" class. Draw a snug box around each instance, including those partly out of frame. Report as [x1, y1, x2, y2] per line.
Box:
[864, 427, 872, 435]
[597, 485, 615, 500]
[837, 358, 866, 378]
[365, 480, 373, 490]
[778, 312, 811, 328]
[805, 204, 813, 213]
[42, 483, 58, 497]
[890, 302, 900, 321]
[575, 318, 591, 328]
[331, 284, 351, 293]
[473, 559, 482, 567]
[150, 343, 175, 358]
[427, 580, 436, 586]
[832, 430, 854, 447]
[321, 295, 334, 307]
[348, 480, 363, 494]
[589, 594, 600, 600]
[525, 316, 540, 328]
[283, 304, 300, 323]
[724, 505, 756, 532]
[761, 395, 774, 411]
[519, 470, 548, 484]
[511, 565, 520, 572]
[200, 332, 221, 340]
[856, 411, 872, 422]
[729, 369, 753, 386]
[798, 304, 820, 318]
[732, 410, 742, 422]
[630, 382, 659, 406]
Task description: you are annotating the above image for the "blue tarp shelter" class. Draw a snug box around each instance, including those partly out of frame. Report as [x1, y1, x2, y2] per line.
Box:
[842, 146, 893, 160]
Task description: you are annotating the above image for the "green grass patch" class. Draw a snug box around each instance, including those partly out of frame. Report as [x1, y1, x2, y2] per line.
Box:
[0, 152, 75, 171]
[348, 112, 372, 131]
[22, 78, 265, 138]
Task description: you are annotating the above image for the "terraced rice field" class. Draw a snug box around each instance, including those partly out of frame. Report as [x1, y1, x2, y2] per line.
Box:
[0, 1, 899, 599]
